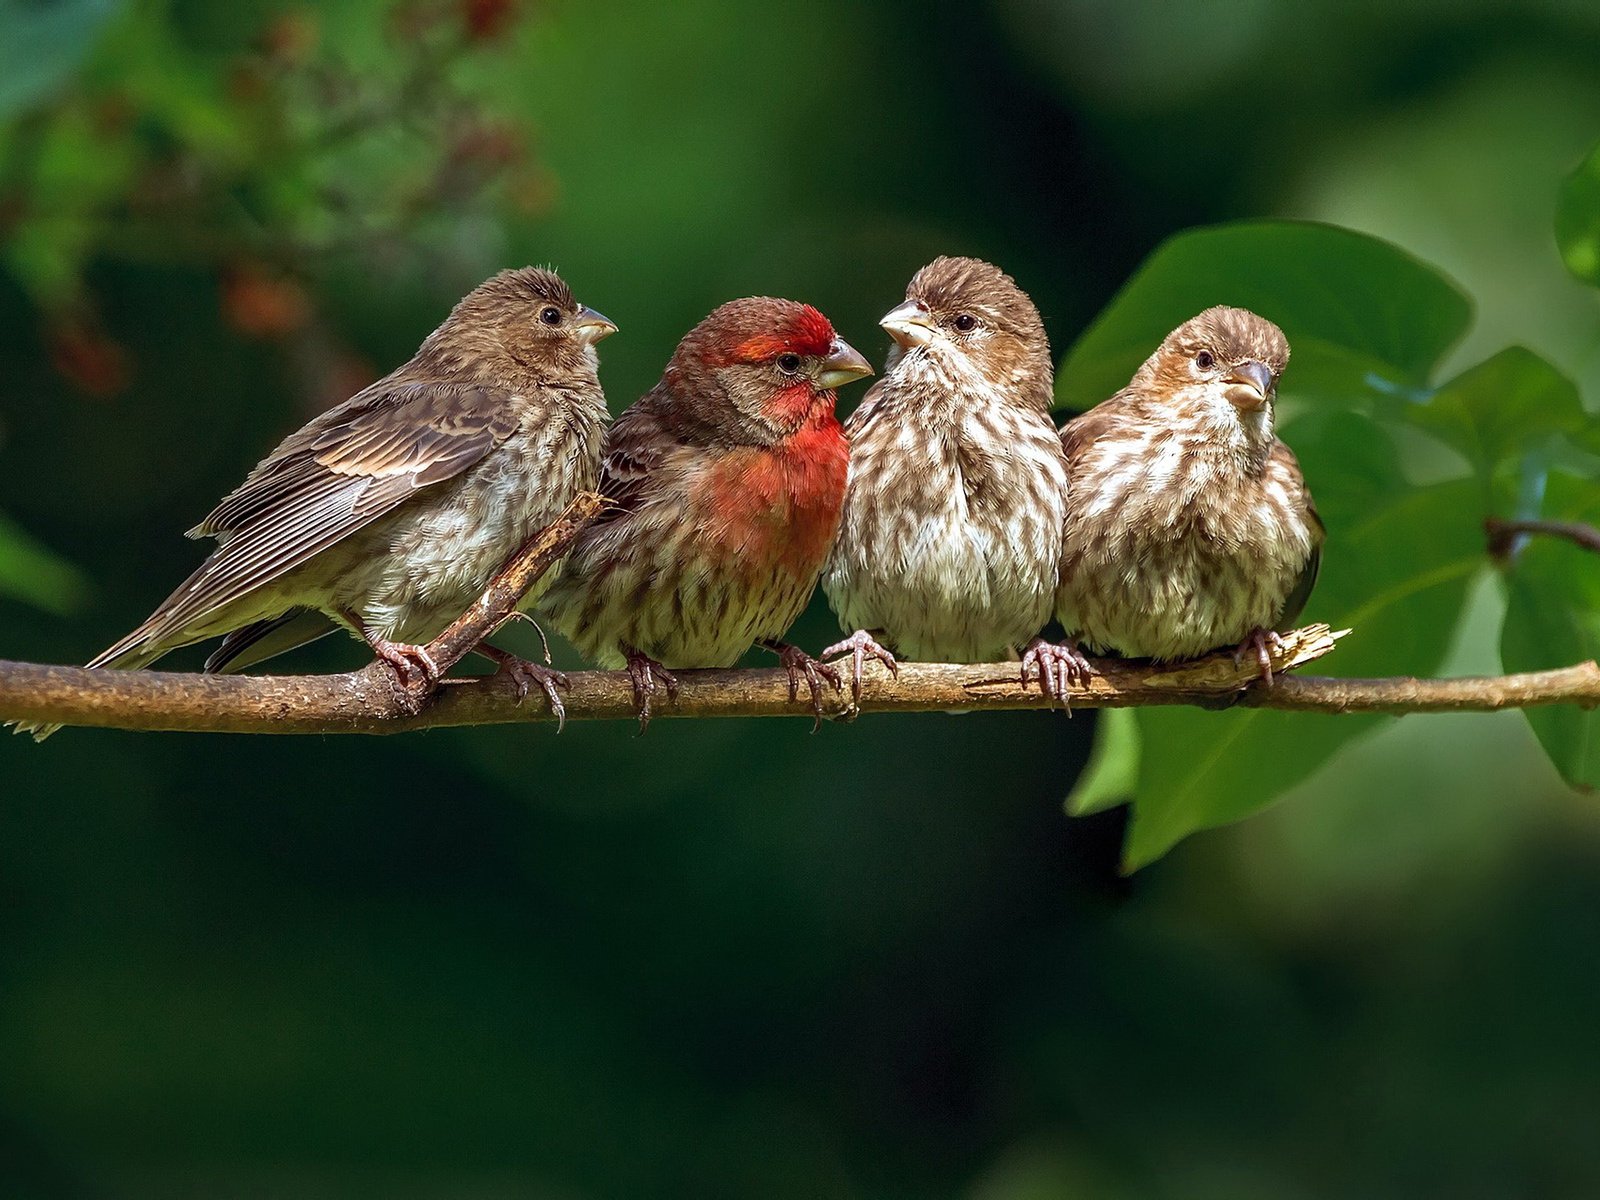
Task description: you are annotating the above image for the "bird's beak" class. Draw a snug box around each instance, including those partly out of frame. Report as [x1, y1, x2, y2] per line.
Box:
[572, 306, 618, 345]
[1223, 359, 1275, 410]
[880, 299, 937, 349]
[815, 338, 873, 390]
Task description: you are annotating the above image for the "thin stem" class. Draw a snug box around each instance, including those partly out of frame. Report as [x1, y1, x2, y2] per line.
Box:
[1485, 516, 1600, 560]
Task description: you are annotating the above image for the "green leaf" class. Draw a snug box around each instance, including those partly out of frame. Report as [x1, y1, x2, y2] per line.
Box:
[0, 514, 88, 615]
[1055, 220, 1472, 414]
[1409, 347, 1583, 486]
[1556, 139, 1600, 288]
[0, 0, 123, 118]
[1066, 708, 1140, 818]
[1120, 439, 1485, 870]
[1500, 472, 1600, 790]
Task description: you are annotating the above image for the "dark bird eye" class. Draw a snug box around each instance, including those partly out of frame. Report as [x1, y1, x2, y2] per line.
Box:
[540, 307, 562, 326]
[1194, 349, 1215, 370]
[777, 353, 802, 374]
[953, 313, 978, 332]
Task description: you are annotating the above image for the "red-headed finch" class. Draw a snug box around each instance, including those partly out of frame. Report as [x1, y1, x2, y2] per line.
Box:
[820, 257, 1075, 699]
[539, 298, 872, 729]
[13, 267, 615, 739]
[1055, 305, 1323, 681]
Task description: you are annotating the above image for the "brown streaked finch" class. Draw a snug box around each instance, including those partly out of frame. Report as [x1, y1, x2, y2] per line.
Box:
[539, 297, 872, 729]
[13, 267, 616, 740]
[1055, 305, 1323, 682]
[820, 257, 1075, 700]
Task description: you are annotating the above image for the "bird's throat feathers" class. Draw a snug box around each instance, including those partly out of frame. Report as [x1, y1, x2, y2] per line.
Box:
[759, 378, 831, 431]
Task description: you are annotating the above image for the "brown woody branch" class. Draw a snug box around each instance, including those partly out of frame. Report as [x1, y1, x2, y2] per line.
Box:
[1485, 516, 1600, 560]
[4, 619, 1600, 736]
[6, 498, 1600, 735]
[1239, 665, 1600, 713]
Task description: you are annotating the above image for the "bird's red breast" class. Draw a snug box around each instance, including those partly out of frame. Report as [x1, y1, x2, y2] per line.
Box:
[702, 402, 849, 575]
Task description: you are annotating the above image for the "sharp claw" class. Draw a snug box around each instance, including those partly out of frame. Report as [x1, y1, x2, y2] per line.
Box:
[622, 644, 677, 733]
[482, 649, 571, 731]
[1020, 637, 1095, 713]
[821, 630, 898, 707]
[764, 641, 843, 731]
[540, 675, 569, 733]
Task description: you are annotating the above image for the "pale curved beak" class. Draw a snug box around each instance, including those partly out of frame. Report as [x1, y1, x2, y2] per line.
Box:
[573, 305, 618, 345]
[1223, 359, 1275, 410]
[815, 338, 873, 390]
[881, 299, 937, 349]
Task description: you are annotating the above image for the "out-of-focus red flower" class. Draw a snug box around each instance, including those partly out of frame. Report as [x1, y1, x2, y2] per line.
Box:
[259, 10, 320, 64]
[461, 0, 519, 42]
[48, 319, 132, 398]
[448, 116, 525, 170]
[221, 264, 313, 339]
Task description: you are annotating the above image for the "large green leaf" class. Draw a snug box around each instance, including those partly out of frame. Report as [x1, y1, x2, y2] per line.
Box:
[0, 514, 88, 615]
[1408, 347, 1583, 491]
[1500, 472, 1600, 791]
[1055, 221, 1473, 414]
[1555, 139, 1600, 289]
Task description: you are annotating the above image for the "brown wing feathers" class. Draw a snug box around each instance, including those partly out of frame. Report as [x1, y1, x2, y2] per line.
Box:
[97, 381, 519, 663]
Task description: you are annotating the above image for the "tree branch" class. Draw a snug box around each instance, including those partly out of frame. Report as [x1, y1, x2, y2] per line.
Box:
[1485, 516, 1600, 559]
[0, 624, 1333, 734]
[3, 619, 1599, 736]
[8, 501, 1600, 736]
[1238, 666, 1600, 713]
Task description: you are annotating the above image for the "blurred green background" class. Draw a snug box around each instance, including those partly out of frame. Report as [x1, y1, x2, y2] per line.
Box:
[4, 0, 1600, 1195]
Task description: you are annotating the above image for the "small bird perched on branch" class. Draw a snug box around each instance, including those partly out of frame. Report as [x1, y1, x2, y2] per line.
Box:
[1054, 306, 1323, 681]
[820, 257, 1075, 701]
[540, 297, 872, 729]
[13, 267, 616, 740]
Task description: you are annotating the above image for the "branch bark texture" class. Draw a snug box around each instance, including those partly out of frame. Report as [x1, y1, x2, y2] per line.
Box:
[5, 621, 1600, 736]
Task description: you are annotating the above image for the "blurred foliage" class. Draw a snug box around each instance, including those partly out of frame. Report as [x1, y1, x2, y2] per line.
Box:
[1556, 138, 1600, 287]
[4, 0, 1600, 1195]
[0, 0, 543, 395]
[0, 512, 87, 615]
